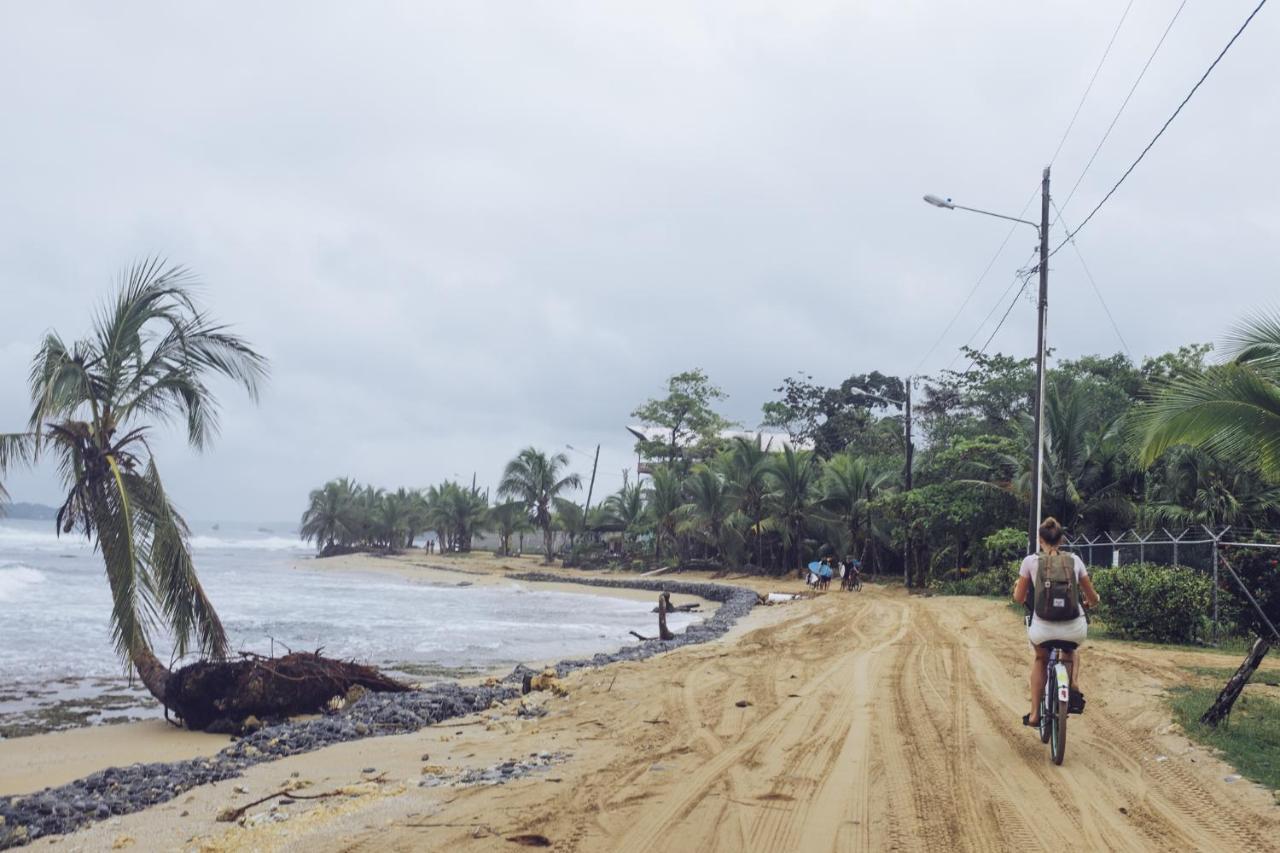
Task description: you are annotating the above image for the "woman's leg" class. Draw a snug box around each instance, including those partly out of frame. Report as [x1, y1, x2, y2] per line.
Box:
[1029, 646, 1049, 723]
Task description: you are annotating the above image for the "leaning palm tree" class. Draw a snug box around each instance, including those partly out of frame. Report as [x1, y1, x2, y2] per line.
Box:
[1136, 311, 1280, 727]
[498, 447, 581, 563]
[0, 261, 268, 705]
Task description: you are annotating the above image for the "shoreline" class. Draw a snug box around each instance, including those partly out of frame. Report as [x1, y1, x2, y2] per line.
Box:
[0, 552, 712, 744]
[0, 562, 761, 847]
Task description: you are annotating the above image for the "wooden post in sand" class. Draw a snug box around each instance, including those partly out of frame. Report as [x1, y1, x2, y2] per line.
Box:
[658, 592, 676, 641]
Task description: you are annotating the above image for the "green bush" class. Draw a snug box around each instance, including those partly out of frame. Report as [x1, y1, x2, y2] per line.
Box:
[1089, 563, 1213, 644]
[977, 528, 1027, 571]
[933, 561, 1019, 597]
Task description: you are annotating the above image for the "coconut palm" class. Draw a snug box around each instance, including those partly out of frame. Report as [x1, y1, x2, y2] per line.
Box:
[488, 499, 531, 556]
[768, 445, 820, 576]
[0, 261, 267, 704]
[821, 453, 894, 562]
[725, 434, 774, 568]
[1138, 312, 1280, 480]
[553, 497, 585, 553]
[498, 448, 581, 563]
[602, 480, 650, 552]
[648, 465, 684, 563]
[682, 464, 737, 562]
[1147, 447, 1280, 529]
[300, 478, 357, 552]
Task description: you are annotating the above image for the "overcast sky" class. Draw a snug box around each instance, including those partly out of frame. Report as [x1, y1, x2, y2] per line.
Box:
[2, 1, 1277, 522]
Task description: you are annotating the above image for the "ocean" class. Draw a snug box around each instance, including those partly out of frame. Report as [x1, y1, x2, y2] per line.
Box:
[0, 519, 694, 736]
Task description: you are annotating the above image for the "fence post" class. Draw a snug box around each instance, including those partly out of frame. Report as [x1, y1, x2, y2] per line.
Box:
[1204, 525, 1232, 646]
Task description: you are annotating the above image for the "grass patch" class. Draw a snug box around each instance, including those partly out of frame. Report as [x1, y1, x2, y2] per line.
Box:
[1170, 685, 1280, 791]
[1187, 666, 1280, 686]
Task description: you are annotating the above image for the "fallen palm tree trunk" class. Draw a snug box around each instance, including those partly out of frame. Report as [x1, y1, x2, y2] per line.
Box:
[163, 651, 409, 732]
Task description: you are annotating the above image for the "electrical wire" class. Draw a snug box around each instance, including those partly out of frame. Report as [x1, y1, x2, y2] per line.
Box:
[1056, 0, 1270, 250]
[916, 2, 1134, 375]
[947, 247, 1039, 370]
[1048, 0, 1138, 167]
[912, 190, 1037, 374]
[1054, 0, 1191, 225]
[1051, 200, 1133, 358]
[960, 268, 1037, 378]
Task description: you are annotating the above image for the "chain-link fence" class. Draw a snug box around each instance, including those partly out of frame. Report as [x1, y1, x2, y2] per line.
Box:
[1063, 526, 1280, 644]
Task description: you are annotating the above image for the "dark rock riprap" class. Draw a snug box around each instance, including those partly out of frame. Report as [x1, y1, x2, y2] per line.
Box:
[0, 575, 756, 849]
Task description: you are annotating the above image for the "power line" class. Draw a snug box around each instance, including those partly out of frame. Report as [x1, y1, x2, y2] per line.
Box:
[948, 247, 1039, 370]
[1057, 0, 1271, 250]
[1048, 0, 1138, 166]
[1051, 199, 1133, 358]
[960, 269, 1036, 377]
[912, 190, 1036, 374]
[1055, 0, 1190, 223]
[917, 3, 1134, 375]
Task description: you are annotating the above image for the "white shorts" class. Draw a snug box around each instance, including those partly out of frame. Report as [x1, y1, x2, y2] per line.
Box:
[1027, 614, 1088, 648]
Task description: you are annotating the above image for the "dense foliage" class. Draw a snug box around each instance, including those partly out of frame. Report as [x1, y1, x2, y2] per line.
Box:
[1089, 563, 1215, 644]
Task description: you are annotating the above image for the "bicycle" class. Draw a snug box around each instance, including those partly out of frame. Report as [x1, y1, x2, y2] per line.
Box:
[1036, 640, 1077, 765]
[842, 571, 862, 592]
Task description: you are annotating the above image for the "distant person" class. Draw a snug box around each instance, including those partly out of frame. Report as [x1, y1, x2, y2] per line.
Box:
[1012, 517, 1100, 728]
[842, 556, 862, 591]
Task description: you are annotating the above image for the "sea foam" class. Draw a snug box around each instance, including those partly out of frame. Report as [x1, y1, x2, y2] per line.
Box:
[189, 534, 307, 551]
[0, 564, 47, 602]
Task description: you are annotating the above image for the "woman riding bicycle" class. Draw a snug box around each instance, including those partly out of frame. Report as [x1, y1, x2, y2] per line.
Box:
[1012, 517, 1100, 728]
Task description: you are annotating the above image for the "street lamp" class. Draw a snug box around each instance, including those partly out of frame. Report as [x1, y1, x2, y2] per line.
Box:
[923, 167, 1052, 555]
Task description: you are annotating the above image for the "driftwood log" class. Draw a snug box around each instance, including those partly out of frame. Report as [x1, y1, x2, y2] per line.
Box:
[631, 593, 678, 642]
[163, 651, 409, 732]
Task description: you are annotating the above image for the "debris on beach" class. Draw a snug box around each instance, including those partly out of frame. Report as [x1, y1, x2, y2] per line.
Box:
[164, 651, 409, 733]
[521, 669, 568, 697]
[418, 752, 569, 789]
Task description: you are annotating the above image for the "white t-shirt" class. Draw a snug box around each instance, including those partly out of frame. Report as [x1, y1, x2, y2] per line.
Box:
[1019, 553, 1089, 587]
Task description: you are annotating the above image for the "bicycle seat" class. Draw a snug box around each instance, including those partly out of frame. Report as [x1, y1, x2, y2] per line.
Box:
[1037, 640, 1078, 651]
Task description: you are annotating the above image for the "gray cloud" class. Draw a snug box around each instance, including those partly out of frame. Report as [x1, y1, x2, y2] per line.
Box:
[2, 1, 1277, 519]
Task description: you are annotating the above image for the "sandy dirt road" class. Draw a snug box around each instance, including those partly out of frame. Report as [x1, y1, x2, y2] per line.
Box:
[60, 584, 1280, 852]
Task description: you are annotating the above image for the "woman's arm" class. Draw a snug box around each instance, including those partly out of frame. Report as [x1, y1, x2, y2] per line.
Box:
[1080, 575, 1100, 608]
[1013, 575, 1030, 605]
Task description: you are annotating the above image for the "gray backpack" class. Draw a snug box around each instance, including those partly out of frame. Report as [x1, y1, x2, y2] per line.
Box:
[1034, 553, 1080, 622]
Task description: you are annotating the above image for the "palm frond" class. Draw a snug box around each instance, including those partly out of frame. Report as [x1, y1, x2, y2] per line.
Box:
[129, 460, 229, 659]
[1225, 310, 1280, 377]
[1137, 363, 1280, 480]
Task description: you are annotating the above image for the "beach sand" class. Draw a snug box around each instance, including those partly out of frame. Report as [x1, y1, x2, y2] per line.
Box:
[0, 721, 228, 797]
[13, 558, 1280, 851]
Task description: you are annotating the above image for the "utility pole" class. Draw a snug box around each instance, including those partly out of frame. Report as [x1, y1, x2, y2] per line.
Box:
[903, 377, 913, 491]
[1027, 166, 1051, 554]
[583, 444, 600, 518]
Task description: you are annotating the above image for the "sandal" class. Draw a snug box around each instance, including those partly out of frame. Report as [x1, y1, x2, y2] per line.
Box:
[1022, 713, 1040, 728]
[1068, 689, 1086, 715]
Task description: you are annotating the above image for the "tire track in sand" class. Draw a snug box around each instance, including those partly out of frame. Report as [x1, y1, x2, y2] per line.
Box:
[612, 593, 903, 853]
